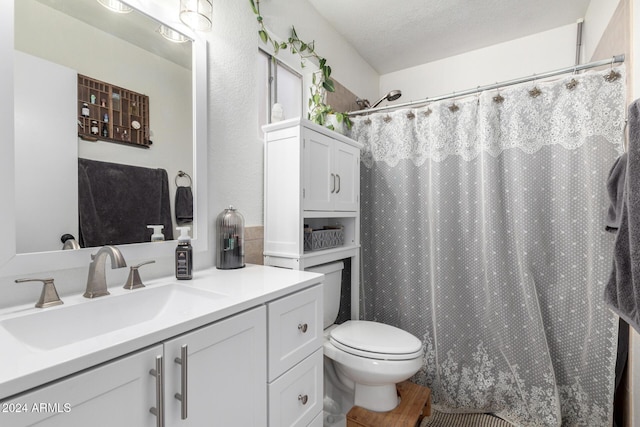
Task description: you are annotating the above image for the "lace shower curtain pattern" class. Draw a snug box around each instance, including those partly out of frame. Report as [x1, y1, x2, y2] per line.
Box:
[349, 68, 625, 426]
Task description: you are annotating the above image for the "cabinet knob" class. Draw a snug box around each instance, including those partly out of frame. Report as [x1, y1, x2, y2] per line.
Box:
[298, 394, 309, 405]
[298, 323, 308, 333]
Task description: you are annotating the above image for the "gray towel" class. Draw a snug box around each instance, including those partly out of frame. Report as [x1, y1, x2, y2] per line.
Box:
[78, 158, 174, 247]
[175, 186, 193, 225]
[605, 152, 628, 232]
[605, 99, 640, 333]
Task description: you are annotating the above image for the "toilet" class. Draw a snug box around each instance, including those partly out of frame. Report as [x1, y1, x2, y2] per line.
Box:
[307, 261, 424, 416]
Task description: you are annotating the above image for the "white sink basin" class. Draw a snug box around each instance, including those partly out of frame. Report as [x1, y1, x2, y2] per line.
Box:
[0, 284, 227, 351]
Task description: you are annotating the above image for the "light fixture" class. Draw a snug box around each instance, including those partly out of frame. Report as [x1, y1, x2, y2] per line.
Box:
[179, 0, 213, 31]
[96, 0, 133, 14]
[158, 25, 189, 43]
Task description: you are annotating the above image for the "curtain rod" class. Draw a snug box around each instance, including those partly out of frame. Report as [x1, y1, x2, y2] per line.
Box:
[346, 54, 625, 116]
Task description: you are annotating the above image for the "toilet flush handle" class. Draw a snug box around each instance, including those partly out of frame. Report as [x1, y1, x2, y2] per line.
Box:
[298, 323, 308, 333]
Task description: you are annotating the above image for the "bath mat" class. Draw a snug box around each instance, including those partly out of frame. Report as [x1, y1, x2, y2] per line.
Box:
[420, 409, 513, 427]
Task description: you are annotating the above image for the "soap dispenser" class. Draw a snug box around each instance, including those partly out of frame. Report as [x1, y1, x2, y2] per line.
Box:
[147, 225, 165, 242]
[216, 206, 245, 269]
[175, 226, 192, 280]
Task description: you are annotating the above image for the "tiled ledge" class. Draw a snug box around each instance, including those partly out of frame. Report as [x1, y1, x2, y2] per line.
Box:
[245, 226, 264, 265]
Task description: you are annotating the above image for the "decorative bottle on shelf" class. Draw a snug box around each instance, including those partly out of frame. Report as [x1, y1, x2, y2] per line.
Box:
[91, 120, 99, 135]
[101, 113, 109, 137]
[215, 206, 245, 269]
[81, 103, 90, 117]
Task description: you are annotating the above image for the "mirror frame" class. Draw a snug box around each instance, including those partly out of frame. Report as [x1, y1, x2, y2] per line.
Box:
[0, 0, 208, 276]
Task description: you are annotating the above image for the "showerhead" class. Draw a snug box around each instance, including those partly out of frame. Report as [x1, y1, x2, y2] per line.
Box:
[385, 90, 402, 102]
[371, 90, 402, 108]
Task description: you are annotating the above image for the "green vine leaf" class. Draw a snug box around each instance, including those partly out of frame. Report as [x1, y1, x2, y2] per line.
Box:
[258, 30, 268, 43]
[249, 0, 258, 15]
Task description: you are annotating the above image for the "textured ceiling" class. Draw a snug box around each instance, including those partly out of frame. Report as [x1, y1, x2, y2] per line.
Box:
[308, 0, 591, 74]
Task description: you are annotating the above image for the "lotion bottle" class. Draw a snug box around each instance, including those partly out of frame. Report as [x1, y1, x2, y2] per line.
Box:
[147, 225, 165, 242]
[175, 226, 192, 280]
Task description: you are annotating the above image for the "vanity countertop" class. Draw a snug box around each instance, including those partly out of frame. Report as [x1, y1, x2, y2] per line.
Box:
[0, 264, 323, 400]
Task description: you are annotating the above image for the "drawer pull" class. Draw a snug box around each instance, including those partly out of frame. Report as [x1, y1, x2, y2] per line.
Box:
[298, 394, 309, 405]
[298, 323, 308, 333]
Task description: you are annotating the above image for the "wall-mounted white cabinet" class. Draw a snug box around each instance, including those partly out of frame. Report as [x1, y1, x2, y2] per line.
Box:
[263, 118, 361, 319]
[303, 129, 359, 212]
[263, 118, 362, 273]
[2, 307, 267, 427]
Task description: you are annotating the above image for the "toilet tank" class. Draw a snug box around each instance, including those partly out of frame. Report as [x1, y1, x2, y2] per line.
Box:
[306, 261, 344, 329]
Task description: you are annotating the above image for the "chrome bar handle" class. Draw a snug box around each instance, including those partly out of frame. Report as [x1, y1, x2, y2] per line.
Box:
[335, 174, 341, 194]
[174, 345, 188, 420]
[149, 355, 165, 427]
[330, 173, 336, 193]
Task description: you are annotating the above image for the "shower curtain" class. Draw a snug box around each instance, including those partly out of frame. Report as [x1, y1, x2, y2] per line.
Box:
[349, 68, 626, 426]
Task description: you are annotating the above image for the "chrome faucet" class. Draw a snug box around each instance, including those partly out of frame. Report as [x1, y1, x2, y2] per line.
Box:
[84, 246, 127, 298]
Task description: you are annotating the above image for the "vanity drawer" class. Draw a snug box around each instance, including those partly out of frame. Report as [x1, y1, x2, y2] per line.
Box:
[307, 411, 323, 427]
[268, 348, 323, 427]
[267, 284, 323, 380]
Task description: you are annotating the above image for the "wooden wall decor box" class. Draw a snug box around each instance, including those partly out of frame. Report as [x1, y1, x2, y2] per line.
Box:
[77, 74, 150, 148]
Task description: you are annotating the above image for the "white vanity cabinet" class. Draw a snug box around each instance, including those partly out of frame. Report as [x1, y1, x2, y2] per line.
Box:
[1, 345, 162, 427]
[267, 285, 323, 427]
[1, 306, 267, 427]
[164, 306, 266, 426]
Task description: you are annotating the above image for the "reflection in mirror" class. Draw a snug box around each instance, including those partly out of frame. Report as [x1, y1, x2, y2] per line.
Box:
[14, 0, 193, 253]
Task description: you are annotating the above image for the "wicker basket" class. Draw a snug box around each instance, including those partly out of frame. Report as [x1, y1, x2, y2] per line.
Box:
[304, 227, 344, 251]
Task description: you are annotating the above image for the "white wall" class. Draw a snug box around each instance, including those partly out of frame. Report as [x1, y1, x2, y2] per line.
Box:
[583, 0, 624, 61]
[379, 23, 578, 103]
[379, 1, 621, 104]
[14, 52, 78, 253]
[257, 0, 380, 106]
[208, 0, 379, 228]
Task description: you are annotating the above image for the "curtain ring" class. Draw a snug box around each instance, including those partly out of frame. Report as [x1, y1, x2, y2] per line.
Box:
[604, 56, 621, 82]
[528, 74, 542, 98]
[493, 84, 504, 104]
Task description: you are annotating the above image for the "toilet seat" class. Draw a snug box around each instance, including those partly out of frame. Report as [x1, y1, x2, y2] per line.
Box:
[329, 320, 423, 361]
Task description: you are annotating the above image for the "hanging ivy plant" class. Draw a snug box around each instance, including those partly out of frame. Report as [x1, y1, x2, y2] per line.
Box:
[249, 0, 352, 130]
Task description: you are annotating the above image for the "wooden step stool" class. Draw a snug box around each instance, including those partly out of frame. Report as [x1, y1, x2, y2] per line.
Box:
[346, 381, 431, 427]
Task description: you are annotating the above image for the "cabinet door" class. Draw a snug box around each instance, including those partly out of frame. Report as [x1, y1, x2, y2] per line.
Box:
[332, 142, 360, 212]
[0, 345, 162, 427]
[303, 129, 333, 211]
[164, 306, 267, 427]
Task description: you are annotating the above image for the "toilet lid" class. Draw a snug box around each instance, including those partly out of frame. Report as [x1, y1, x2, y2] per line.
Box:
[329, 321, 423, 360]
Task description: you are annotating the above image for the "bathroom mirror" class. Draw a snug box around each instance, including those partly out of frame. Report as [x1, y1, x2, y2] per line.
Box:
[0, 0, 208, 275]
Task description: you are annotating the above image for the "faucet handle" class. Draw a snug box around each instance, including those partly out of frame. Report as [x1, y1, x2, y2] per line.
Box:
[15, 278, 64, 308]
[123, 260, 156, 290]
